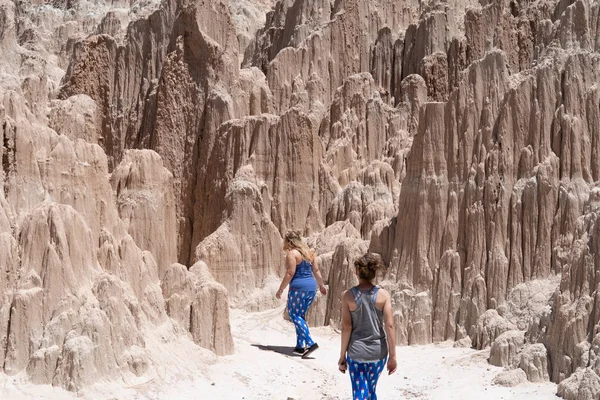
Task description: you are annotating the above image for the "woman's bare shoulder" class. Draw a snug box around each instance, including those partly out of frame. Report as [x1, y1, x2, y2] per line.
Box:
[341, 289, 354, 302]
[376, 287, 391, 303]
[287, 249, 302, 263]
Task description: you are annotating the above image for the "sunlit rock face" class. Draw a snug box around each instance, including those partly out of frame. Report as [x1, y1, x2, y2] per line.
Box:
[3, 0, 600, 396]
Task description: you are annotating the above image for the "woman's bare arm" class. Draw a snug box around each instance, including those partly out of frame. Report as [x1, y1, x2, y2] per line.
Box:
[338, 290, 352, 372]
[311, 257, 327, 294]
[276, 251, 297, 298]
[382, 289, 397, 374]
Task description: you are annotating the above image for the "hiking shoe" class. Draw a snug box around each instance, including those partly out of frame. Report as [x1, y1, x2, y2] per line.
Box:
[301, 343, 319, 358]
[293, 347, 307, 354]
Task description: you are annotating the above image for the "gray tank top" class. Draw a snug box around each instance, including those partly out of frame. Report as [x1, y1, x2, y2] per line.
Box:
[347, 286, 388, 362]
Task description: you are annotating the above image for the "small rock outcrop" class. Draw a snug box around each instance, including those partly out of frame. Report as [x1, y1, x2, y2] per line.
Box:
[493, 369, 528, 387]
[162, 262, 234, 355]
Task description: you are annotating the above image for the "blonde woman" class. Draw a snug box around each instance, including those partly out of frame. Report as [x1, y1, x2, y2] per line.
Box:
[276, 230, 327, 358]
[338, 253, 397, 400]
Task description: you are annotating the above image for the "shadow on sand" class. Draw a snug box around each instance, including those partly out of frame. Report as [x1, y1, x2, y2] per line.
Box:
[251, 344, 308, 358]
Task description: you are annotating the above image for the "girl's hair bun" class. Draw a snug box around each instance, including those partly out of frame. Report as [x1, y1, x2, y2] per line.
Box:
[354, 253, 384, 281]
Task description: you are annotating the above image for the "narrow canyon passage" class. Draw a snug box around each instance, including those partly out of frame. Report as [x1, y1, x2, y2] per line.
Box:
[3, 0, 600, 397]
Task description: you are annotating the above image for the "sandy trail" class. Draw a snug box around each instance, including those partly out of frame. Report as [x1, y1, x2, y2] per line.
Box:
[153, 305, 557, 399]
[0, 305, 557, 399]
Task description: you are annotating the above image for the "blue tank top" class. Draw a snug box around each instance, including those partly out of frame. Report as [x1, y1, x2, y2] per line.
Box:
[289, 259, 317, 292]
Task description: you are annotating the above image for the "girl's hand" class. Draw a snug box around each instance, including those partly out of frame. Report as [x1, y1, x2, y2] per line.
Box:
[387, 356, 397, 375]
[338, 356, 347, 373]
[319, 285, 327, 295]
[275, 289, 283, 299]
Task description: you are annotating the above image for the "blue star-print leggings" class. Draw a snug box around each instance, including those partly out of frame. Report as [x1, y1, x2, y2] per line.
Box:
[346, 356, 387, 400]
[287, 289, 316, 348]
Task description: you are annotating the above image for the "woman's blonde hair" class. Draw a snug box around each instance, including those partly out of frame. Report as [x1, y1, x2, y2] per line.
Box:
[354, 253, 384, 282]
[283, 230, 315, 262]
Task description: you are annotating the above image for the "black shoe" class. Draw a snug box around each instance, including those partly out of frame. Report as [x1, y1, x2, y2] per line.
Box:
[293, 347, 307, 354]
[301, 343, 319, 359]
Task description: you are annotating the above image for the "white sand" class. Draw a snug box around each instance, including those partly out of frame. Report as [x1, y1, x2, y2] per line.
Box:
[0, 305, 557, 399]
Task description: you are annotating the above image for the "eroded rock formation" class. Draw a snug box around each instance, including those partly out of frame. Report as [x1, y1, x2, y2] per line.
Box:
[0, 0, 234, 390]
[4, 0, 600, 397]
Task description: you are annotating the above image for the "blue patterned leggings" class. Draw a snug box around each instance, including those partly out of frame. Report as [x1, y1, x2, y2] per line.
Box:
[287, 289, 316, 348]
[347, 356, 387, 400]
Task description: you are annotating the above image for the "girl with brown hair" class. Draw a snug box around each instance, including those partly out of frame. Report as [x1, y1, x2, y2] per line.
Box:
[338, 253, 397, 399]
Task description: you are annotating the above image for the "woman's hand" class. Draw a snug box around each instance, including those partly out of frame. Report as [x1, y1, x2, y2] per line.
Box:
[387, 356, 397, 375]
[275, 289, 283, 299]
[319, 285, 327, 295]
[338, 356, 347, 373]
